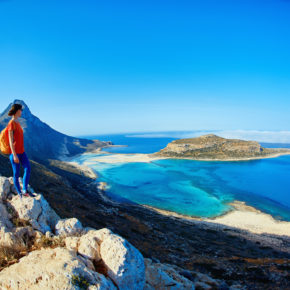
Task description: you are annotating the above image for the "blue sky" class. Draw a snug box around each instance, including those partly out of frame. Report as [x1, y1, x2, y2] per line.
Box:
[0, 0, 290, 136]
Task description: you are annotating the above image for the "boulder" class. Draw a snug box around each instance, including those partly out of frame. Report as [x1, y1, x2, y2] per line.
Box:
[97, 228, 145, 290]
[78, 231, 101, 262]
[9, 194, 60, 233]
[55, 217, 83, 237]
[0, 248, 117, 289]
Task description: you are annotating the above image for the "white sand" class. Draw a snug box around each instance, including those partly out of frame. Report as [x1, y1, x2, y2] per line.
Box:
[142, 201, 290, 237]
[79, 153, 168, 164]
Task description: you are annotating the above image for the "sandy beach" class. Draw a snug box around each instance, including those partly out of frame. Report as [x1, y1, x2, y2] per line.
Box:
[142, 201, 290, 237]
[80, 152, 169, 164]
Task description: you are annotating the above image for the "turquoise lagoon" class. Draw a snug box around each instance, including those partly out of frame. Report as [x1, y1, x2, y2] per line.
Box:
[73, 133, 290, 222]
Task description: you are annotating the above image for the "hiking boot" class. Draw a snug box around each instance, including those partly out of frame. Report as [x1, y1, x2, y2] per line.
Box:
[22, 189, 37, 197]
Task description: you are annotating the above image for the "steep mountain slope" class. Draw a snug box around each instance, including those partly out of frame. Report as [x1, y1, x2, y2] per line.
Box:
[0, 99, 112, 163]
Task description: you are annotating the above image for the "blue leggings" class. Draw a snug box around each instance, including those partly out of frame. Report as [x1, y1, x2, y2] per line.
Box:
[9, 152, 31, 195]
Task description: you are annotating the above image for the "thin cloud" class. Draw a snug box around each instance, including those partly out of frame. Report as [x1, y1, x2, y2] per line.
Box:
[126, 130, 290, 144]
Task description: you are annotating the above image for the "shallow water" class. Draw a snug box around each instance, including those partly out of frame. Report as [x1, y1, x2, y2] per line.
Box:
[72, 133, 290, 221]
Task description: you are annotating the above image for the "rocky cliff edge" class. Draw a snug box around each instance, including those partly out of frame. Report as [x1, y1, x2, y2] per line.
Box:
[0, 176, 227, 290]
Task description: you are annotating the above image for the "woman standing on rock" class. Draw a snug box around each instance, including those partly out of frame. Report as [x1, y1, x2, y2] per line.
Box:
[6, 103, 32, 198]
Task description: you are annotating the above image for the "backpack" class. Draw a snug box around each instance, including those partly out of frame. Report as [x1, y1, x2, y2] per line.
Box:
[0, 121, 15, 154]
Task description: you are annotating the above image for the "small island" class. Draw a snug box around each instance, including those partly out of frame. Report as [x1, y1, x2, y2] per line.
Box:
[151, 134, 290, 161]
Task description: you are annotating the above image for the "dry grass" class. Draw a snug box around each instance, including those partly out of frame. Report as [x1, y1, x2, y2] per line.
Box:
[33, 235, 65, 250]
[0, 234, 65, 272]
[0, 244, 28, 271]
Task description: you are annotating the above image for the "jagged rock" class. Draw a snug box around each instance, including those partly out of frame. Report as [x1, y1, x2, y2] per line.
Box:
[0, 228, 18, 247]
[65, 236, 80, 252]
[78, 231, 101, 262]
[144, 258, 195, 289]
[9, 194, 60, 233]
[55, 217, 84, 237]
[0, 176, 10, 201]
[37, 195, 60, 231]
[0, 247, 117, 289]
[97, 228, 146, 290]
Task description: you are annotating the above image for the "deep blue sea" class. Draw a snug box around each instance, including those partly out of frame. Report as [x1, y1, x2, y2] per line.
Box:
[74, 132, 290, 222]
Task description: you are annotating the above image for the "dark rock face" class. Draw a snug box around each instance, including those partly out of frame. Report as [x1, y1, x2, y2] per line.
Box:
[153, 134, 290, 160]
[0, 100, 112, 162]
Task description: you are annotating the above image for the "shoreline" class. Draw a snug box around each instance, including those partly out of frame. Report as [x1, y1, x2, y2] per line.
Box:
[148, 151, 290, 162]
[141, 200, 290, 237]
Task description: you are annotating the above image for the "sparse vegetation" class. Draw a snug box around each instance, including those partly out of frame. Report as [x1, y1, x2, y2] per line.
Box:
[34, 235, 65, 250]
[0, 233, 65, 272]
[0, 245, 27, 271]
[71, 274, 90, 289]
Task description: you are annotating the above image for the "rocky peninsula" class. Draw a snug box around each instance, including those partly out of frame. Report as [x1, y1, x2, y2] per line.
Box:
[150, 134, 290, 161]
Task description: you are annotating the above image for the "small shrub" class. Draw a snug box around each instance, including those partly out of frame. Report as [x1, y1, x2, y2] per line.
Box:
[34, 236, 65, 249]
[71, 274, 90, 289]
[11, 217, 31, 228]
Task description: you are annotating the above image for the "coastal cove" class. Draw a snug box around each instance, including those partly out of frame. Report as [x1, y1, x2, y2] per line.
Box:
[64, 133, 290, 237]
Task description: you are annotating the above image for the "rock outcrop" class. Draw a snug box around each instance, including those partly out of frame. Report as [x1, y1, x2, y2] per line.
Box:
[152, 134, 290, 160]
[0, 175, 226, 289]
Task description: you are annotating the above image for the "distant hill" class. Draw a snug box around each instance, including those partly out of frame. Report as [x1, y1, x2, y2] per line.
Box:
[151, 134, 290, 160]
[0, 99, 112, 163]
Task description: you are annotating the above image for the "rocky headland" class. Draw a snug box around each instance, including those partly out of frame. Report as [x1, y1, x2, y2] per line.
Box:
[150, 134, 290, 161]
